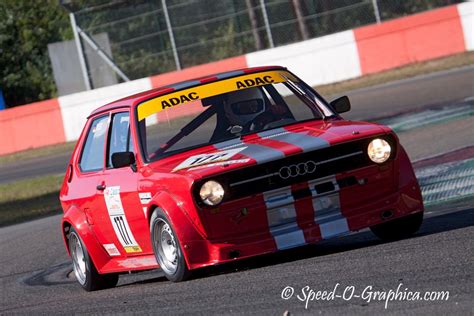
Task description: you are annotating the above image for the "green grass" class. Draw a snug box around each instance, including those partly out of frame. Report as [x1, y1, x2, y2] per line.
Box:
[0, 141, 76, 165]
[0, 175, 63, 227]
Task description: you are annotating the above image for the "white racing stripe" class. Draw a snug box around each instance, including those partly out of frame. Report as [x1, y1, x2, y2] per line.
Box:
[262, 175, 350, 250]
[308, 177, 349, 239]
[214, 127, 330, 165]
[258, 128, 330, 152]
[263, 187, 305, 250]
[214, 139, 285, 164]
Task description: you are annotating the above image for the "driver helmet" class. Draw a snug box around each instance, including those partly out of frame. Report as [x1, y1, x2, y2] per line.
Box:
[223, 88, 266, 126]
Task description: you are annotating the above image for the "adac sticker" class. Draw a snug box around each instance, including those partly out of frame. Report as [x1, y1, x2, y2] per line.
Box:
[138, 70, 297, 121]
[172, 147, 245, 171]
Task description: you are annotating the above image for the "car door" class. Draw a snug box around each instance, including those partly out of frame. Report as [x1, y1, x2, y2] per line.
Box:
[73, 113, 109, 228]
[96, 110, 152, 256]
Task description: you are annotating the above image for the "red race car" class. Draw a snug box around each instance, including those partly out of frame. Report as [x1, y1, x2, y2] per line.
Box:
[60, 66, 424, 291]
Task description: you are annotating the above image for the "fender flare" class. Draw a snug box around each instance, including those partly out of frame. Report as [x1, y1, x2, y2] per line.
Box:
[397, 145, 419, 188]
[146, 191, 206, 269]
[62, 205, 111, 271]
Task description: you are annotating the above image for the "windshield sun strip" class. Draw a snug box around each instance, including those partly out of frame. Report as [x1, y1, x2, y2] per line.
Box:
[137, 70, 296, 121]
[135, 70, 336, 162]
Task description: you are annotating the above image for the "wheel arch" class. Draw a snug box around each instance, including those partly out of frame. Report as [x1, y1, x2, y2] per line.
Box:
[62, 205, 111, 272]
[146, 191, 206, 270]
[62, 220, 72, 255]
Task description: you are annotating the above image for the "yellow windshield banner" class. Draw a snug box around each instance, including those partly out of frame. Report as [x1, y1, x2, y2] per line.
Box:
[137, 70, 298, 121]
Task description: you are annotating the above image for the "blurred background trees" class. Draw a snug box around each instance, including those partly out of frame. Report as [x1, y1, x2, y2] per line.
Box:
[0, 0, 72, 107]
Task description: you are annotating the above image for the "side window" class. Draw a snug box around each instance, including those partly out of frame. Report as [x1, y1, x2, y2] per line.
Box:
[107, 112, 133, 168]
[79, 115, 109, 172]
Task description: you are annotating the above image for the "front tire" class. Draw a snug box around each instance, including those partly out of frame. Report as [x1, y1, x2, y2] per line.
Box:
[370, 212, 423, 241]
[68, 228, 119, 291]
[150, 208, 190, 282]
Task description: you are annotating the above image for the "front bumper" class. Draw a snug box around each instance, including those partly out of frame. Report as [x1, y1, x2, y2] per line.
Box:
[182, 171, 424, 270]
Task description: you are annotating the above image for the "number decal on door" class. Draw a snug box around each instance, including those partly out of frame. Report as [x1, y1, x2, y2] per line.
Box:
[104, 186, 142, 253]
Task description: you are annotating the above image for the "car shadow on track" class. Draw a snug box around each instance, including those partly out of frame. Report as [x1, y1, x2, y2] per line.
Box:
[121, 207, 473, 287]
[192, 207, 474, 280]
[118, 273, 169, 287]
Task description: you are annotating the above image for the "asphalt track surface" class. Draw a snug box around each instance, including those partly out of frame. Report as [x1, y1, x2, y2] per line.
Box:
[0, 65, 473, 184]
[1, 199, 472, 314]
[1, 66, 473, 314]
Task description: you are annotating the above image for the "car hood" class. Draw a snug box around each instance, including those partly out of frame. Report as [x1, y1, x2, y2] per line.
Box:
[147, 119, 390, 179]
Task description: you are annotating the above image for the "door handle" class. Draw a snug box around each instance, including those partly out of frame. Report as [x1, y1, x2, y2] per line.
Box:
[96, 183, 106, 191]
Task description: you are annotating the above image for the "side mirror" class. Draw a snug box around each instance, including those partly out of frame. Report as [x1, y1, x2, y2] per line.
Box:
[112, 152, 136, 169]
[330, 96, 351, 114]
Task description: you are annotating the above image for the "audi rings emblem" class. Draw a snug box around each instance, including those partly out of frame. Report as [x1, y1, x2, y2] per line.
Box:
[278, 160, 317, 179]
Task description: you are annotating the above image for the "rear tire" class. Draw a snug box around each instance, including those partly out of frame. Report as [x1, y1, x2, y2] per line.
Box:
[150, 208, 190, 282]
[68, 228, 119, 291]
[370, 212, 423, 241]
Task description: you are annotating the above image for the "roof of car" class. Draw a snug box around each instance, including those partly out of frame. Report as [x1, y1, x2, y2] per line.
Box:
[88, 65, 287, 118]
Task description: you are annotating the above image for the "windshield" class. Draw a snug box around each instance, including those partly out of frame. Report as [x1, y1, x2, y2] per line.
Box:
[137, 70, 334, 161]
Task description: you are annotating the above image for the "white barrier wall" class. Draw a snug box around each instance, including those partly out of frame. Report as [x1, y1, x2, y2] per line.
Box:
[245, 30, 361, 87]
[458, 1, 474, 51]
[58, 78, 152, 141]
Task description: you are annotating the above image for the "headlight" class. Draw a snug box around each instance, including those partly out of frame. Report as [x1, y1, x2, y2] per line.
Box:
[368, 138, 391, 163]
[199, 180, 225, 205]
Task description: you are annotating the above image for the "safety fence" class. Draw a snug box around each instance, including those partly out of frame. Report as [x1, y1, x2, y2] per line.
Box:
[0, 2, 473, 155]
[63, 0, 463, 83]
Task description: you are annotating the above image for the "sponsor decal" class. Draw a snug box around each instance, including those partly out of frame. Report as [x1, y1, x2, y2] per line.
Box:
[161, 92, 199, 109]
[137, 70, 295, 121]
[173, 147, 245, 171]
[187, 159, 250, 171]
[123, 245, 143, 253]
[103, 243, 121, 257]
[104, 186, 143, 253]
[236, 75, 274, 89]
[139, 192, 152, 204]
